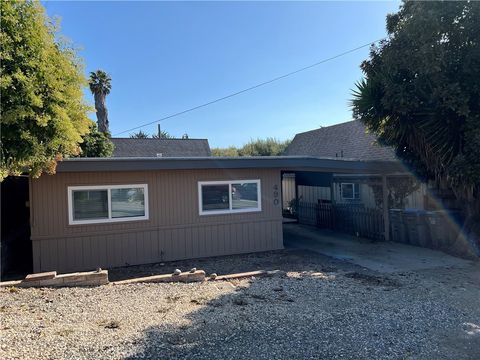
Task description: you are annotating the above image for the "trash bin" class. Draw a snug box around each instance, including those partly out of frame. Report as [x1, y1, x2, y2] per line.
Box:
[426, 210, 463, 249]
[403, 209, 431, 247]
[389, 209, 407, 243]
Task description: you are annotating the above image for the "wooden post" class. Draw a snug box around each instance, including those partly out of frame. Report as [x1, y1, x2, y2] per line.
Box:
[382, 175, 390, 241]
[330, 178, 335, 204]
[295, 174, 299, 220]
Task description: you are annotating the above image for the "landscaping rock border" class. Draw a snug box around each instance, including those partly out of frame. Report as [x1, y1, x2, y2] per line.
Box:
[0, 270, 109, 288]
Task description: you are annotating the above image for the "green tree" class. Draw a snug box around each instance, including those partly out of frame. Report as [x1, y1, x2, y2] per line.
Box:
[211, 138, 291, 157]
[0, 1, 91, 179]
[79, 124, 114, 157]
[211, 146, 239, 157]
[152, 130, 174, 139]
[88, 70, 111, 133]
[130, 130, 150, 139]
[129, 128, 176, 139]
[352, 1, 480, 253]
[239, 138, 291, 156]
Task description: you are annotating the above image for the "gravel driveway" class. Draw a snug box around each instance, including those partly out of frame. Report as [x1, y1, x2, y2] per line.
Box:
[1, 249, 479, 359]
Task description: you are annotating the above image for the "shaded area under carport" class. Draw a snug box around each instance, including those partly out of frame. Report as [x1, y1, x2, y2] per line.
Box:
[283, 223, 471, 273]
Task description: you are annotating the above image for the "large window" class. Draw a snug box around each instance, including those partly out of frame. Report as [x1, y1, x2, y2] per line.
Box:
[198, 180, 261, 215]
[341, 183, 360, 200]
[68, 184, 148, 224]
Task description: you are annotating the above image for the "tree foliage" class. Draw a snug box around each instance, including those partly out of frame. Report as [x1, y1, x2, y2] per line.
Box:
[352, 1, 480, 251]
[130, 130, 176, 139]
[239, 138, 291, 156]
[352, 1, 479, 203]
[0, 1, 92, 180]
[211, 146, 239, 157]
[78, 124, 114, 157]
[152, 130, 174, 139]
[212, 138, 291, 157]
[130, 130, 150, 139]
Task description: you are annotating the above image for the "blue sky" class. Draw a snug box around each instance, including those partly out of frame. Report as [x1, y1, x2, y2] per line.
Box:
[44, 1, 400, 147]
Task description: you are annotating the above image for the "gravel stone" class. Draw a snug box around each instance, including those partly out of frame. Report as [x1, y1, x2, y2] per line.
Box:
[1, 249, 479, 359]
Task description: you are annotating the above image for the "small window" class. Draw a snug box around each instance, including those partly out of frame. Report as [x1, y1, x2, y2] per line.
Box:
[68, 184, 148, 225]
[341, 183, 360, 200]
[199, 180, 261, 215]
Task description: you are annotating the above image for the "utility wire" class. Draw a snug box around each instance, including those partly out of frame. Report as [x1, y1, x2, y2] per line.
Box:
[114, 38, 384, 136]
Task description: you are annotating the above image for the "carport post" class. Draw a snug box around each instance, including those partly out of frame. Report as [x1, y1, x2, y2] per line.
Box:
[382, 175, 390, 241]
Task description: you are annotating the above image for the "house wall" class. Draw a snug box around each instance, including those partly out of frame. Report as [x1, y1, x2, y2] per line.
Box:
[281, 174, 296, 209]
[333, 181, 426, 209]
[403, 183, 427, 209]
[333, 183, 376, 207]
[30, 168, 283, 273]
[298, 185, 331, 203]
[292, 177, 426, 210]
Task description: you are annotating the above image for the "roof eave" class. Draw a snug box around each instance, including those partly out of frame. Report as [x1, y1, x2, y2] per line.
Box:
[55, 156, 407, 175]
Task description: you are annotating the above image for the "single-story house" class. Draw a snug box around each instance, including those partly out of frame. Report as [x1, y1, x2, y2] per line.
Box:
[0, 138, 211, 279]
[283, 120, 427, 210]
[110, 138, 211, 157]
[27, 156, 405, 273]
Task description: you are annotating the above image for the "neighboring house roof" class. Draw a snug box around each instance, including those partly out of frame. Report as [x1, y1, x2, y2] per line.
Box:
[110, 138, 211, 157]
[284, 120, 398, 162]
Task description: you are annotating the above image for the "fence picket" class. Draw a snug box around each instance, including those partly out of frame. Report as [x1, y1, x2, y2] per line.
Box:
[296, 201, 384, 241]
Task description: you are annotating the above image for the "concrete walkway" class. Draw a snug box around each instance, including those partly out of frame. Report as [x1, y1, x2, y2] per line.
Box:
[284, 223, 472, 273]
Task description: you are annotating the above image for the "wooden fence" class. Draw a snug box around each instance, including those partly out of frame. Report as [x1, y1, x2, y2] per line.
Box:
[297, 201, 384, 241]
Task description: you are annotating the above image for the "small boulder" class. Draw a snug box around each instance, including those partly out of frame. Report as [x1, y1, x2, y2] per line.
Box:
[173, 269, 182, 276]
[209, 273, 217, 280]
[190, 268, 197, 273]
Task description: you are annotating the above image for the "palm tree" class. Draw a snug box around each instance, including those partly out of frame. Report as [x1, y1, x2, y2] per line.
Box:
[89, 70, 111, 133]
[130, 130, 149, 139]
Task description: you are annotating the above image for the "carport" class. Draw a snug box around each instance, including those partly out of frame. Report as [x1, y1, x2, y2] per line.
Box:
[279, 156, 412, 242]
[283, 223, 470, 273]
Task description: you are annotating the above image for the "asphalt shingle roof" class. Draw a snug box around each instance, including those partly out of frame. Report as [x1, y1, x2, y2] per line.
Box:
[284, 120, 398, 161]
[111, 138, 211, 158]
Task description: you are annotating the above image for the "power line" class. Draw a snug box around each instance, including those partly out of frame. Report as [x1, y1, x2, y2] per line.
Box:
[114, 38, 384, 136]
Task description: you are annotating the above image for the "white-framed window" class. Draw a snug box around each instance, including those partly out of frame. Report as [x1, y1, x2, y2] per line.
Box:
[341, 183, 360, 200]
[198, 180, 261, 215]
[67, 184, 148, 225]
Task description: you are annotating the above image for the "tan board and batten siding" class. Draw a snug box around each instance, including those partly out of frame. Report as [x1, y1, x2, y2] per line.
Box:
[30, 168, 283, 273]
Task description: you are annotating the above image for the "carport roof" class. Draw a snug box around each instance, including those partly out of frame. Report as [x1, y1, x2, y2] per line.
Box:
[56, 156, 408, 174]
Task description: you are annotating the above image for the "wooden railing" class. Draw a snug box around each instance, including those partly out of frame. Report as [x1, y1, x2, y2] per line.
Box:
[297, 201, 384, 241]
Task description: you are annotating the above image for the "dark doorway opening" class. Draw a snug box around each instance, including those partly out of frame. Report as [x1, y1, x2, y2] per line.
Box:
[1, 176, 32, 280]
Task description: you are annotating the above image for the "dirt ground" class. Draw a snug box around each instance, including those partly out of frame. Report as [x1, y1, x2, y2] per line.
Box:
[1, 248, 479, 359]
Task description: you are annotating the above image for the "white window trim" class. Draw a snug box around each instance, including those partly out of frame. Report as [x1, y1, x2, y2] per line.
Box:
[340, 182, 359, 200]
[198, 179, 262, 216]
[67, 184, 149, 225]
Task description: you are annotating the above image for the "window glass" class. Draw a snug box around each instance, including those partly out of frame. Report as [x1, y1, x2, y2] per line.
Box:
[201, 185, 230, 211]
[354, 183, 360, 199]
[73, 190, 108, 220]
[111, 188, 145, 218]
[232, 182, 258, 210]
[342, 183, 354, 199]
